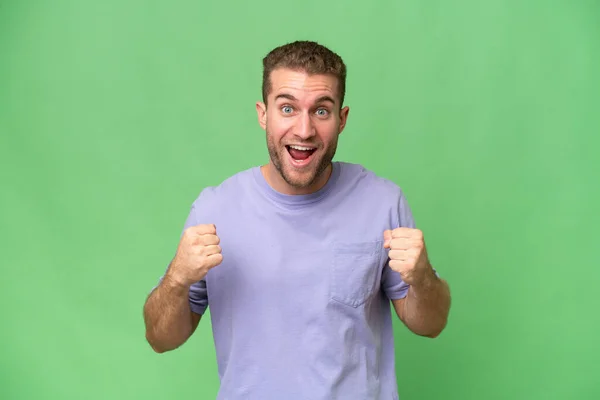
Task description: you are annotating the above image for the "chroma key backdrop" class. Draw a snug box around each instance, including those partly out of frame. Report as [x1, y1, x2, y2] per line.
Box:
[1, 1, 598, 399]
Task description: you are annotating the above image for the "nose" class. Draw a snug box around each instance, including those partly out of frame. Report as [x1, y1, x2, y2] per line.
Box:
[295, 112, 316, 140]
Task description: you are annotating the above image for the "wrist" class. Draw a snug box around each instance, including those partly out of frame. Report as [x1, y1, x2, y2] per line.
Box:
[163, 271, 192, 293]
[413, 265, 438, 290]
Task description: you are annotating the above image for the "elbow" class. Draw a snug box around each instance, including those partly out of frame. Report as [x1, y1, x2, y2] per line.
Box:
[145, 332, 172, 354]
[423, 317, 448, 339]
[421, 327, 444, 339]
[149, 343, 168, 354]
[424, 330, 442, 339]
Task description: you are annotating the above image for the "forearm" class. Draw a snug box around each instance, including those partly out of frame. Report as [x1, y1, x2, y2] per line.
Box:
[402, 269, 451, 338]
[143, 275, 196, 353]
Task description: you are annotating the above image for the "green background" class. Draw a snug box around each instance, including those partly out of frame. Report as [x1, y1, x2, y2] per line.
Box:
[1, 1, 599, 399]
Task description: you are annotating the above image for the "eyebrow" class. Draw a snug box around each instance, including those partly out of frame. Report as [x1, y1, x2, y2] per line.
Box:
[273, 93, 336, 105]
[315, 95, 336, 105]
[274, 93, 298, 102]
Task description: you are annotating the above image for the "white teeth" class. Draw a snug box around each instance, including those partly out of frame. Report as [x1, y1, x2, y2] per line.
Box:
[289, 145, 314, 151]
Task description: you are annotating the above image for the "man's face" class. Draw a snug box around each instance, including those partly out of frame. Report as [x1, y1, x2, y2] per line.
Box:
[256, 68, 349, 194]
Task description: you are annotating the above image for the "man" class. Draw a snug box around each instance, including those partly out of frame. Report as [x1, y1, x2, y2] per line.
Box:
[143, 40, 451, 400]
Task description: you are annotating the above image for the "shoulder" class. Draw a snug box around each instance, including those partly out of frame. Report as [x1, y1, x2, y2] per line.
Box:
[337, 161, 408, 201]
[334, 162, 415, 228]
[190, 166, 256, 210]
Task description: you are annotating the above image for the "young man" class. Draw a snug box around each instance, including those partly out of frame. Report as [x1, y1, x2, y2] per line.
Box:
[143, 40, 451, 400]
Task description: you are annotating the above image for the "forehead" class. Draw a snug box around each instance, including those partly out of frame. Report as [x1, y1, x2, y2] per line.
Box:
[269, 68, 339, 104]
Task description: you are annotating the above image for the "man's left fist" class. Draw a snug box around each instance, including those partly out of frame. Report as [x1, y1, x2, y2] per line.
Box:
[383, 228, 433, 286]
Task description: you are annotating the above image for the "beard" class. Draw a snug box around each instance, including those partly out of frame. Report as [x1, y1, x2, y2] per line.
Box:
[266, 127, 338, 190]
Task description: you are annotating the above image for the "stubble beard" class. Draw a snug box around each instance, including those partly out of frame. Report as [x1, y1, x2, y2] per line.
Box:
[266, 127, 338, 190]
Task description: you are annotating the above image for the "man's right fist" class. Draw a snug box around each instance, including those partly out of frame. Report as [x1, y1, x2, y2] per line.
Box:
[166, 224, 223, 287]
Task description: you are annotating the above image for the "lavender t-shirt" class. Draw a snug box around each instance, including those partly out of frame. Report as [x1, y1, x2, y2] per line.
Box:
[168, 161, 417, 400]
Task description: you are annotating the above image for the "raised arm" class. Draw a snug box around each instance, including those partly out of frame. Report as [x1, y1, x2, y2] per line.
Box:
[384, 228, 451, 338]
[143, 224, 222, 353]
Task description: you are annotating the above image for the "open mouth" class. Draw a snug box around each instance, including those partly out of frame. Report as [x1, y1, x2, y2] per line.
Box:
[286, 145, 317, 166]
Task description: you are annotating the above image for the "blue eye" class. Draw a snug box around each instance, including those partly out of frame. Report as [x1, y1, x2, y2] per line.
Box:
[282, 106, 293, 114]
[316, 108, 329, 116]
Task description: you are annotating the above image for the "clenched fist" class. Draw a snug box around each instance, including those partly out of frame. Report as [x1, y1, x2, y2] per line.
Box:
[383, 228, 434, 287]
[166, 224, 223, 287]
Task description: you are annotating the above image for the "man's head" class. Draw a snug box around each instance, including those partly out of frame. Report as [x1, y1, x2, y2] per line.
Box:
[256, 41, 350, 195]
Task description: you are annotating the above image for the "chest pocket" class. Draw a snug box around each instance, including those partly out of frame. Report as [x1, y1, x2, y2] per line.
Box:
[330, 241, 384, 308]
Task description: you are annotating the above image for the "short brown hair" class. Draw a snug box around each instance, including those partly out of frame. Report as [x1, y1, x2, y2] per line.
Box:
[261, 40, 347, 107]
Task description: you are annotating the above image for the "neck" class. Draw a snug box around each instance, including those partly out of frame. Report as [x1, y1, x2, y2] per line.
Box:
[261, 162, 332, 195]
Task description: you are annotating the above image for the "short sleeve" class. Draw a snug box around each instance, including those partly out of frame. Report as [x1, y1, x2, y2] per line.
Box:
[188, 279, 208, 315]
[184, 202, 209, 315]
[381, 192, 416, 300]
[153, 200, 209, 315]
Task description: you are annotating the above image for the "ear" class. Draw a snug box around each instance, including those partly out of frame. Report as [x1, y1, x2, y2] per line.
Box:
[338, 106, 350, 134]
[256, 101, 267, 130]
